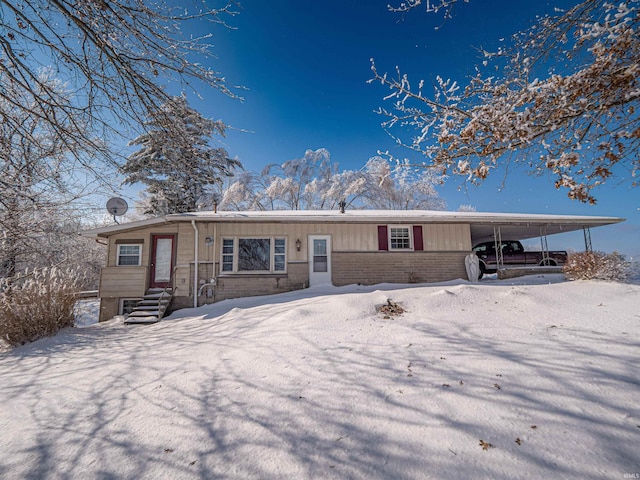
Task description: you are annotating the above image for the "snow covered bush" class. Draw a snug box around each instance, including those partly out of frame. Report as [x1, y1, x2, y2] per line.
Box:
[0, 267, 85, 347]
[563, 251, 630, 282]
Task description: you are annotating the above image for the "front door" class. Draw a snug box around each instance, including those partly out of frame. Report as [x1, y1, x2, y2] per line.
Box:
[308, 235, 332, 286]
[150, 235, 175, 288]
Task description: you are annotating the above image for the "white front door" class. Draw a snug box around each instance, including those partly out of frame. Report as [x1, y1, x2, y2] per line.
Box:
[308, 235, 332, 286]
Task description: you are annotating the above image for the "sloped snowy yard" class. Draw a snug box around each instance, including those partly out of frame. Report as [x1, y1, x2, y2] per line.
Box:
[0, 275, 638, 479]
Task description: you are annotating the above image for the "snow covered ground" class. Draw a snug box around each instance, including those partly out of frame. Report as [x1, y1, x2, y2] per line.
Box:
[73, 298, 100, 328]
[1, 275, 638, 479]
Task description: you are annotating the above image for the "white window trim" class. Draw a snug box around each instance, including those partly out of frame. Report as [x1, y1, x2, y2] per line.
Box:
[116, 244, 142, 266]
[220, 236, 287, 274]
[388, 225, 414, 251]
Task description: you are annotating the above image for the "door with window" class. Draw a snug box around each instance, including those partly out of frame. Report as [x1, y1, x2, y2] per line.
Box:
[308, 235, 332, 286]
[150, 235, 175, 288]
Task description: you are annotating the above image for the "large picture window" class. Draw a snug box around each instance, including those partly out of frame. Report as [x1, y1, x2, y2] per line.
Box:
[239, 238, 271, 271]
[221, 237, 287, 273]
[117, 244, 142, 266]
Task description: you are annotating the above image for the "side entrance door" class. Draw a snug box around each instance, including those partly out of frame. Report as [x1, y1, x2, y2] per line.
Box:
[150, 234, 175, 289]
[308, 235, 332, 286]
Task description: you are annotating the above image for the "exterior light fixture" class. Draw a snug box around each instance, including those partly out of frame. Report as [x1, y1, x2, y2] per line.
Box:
[295, 238, 302, 251]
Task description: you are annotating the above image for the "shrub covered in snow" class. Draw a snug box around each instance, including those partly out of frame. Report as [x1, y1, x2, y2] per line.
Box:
[563, 251, 630, 282]
[0, 267, 85, 347]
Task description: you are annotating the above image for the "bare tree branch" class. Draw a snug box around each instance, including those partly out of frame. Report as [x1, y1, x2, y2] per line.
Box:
[0, 0, 239, 165]
[374, 0, 640, 203]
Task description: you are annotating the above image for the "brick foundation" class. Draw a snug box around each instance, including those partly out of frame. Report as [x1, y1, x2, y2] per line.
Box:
[332, 251, 469, 285]
[211, 262, 308, 302]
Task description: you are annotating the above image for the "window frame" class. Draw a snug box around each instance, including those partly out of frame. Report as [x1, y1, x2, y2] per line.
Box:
[116, 244, 142, 266]
[119, 298, 143, 316]
[219, 236, 287, 274]
[388, 225, 414, 251]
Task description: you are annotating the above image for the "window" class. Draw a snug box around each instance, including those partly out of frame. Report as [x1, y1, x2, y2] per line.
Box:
[222, 239, 234, 272]
[120, 298, 142, 315]
[312, 238, 328, 272]
[274, 238, 286, 271]
[389, 227, 412, 250]
[239, 238, 271, 271]
[117, 244, 142, 266]
[379, 225, 423, 251]
[220, 237, 286, 273]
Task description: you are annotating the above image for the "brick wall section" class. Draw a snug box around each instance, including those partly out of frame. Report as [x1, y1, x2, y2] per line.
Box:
[211, 262, 309, 303]
[332, 251, 469, 285]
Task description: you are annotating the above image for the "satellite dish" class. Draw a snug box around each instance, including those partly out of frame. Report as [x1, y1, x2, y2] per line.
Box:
[106, 197, 128, 224]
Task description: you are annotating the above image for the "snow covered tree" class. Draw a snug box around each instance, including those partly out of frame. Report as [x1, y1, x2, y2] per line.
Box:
[374, 0, 640, 204]
[219, 171, 274, 211]
[457, 204, 476, 212]
[121, 96, 241, 215]
[263, 148, 339, 210]
[0, 0, 238, 166]
[362, 156, 446, 210]
[219, 148, 446, 211]
[0, 70, 106, 280]
[220, 149, 370, 211]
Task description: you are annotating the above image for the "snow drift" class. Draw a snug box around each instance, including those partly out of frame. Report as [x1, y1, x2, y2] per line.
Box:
[0, 275, 638, 479]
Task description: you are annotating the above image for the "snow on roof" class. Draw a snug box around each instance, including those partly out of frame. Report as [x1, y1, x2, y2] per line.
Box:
[170, 209, 623, 223]
[80, 209, 624, 237]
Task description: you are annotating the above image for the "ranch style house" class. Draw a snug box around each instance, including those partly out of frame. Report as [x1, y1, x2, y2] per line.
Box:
[81, 209, 623, 323]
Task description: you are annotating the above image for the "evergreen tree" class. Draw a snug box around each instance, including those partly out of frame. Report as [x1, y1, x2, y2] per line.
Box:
[121, 96, 241, 215]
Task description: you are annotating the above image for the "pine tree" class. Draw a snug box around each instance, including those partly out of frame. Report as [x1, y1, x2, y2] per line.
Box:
[121, 96, 241, 215]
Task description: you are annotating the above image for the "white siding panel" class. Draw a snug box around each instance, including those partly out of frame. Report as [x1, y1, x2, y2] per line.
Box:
[423, 224, 471, 251]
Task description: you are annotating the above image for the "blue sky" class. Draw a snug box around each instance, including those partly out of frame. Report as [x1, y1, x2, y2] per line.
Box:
[169, 0, 639, 257]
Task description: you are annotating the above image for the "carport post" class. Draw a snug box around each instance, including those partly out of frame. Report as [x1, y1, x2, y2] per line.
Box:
[583, 227, 593, 252]
[540, 225, 550, 264]
[493, 226, 504, 270]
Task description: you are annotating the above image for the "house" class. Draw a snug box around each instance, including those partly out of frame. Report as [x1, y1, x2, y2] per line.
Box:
[80, 210, 624, 322]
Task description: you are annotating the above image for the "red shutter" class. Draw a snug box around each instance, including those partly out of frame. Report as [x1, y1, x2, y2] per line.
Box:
[378, 226, 388, 251]
[413, 225, 423, 251]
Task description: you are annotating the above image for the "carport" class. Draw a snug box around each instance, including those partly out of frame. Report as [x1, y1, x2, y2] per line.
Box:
[467, 213, 624, 277]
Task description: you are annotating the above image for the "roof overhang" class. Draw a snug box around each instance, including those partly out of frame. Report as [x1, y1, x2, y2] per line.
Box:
[80, 209, 624, 242]
[80, 217, 169, 238]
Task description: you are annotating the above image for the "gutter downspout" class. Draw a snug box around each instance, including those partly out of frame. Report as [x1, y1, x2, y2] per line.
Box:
[213, 222, 217, 299]
[191, 220, 198, 309]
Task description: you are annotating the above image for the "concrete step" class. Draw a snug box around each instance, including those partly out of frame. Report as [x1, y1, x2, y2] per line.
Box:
[124, 316, 160, 325]
[129, 309, 160, 316]
[144, 292, 172, 300]
[137, 299, 169, 306]
[125, 289, 173, 324]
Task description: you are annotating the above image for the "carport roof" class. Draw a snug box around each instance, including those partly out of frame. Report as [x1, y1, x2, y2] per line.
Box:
[81, 209, 624, 242]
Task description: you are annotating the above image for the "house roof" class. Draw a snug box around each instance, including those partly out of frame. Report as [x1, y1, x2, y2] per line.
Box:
[81, 209, 624, 243]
